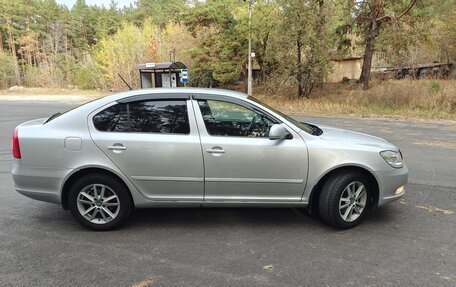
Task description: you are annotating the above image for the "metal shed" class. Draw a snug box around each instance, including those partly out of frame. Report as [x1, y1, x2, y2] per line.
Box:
[326, 57, 363, 83]
[136, 62, 187, 88]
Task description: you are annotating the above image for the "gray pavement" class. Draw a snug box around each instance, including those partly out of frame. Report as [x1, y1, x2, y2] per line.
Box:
[0, 99, 455, 286]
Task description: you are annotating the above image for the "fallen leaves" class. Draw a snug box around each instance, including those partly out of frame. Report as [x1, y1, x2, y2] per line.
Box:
[131, 276, 162, 287]
[413, 140, 456, 149]
[262, 264, 274, 272]
[416, 205, 454, 215]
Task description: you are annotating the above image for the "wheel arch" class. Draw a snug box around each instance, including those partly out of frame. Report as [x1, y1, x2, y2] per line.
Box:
[61, 167, 133, 210]
[307, 165, 380, 214]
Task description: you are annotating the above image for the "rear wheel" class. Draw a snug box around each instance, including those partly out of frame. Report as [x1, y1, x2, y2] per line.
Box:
[68, 173, 133, 231]
[318, 171, 371, 229]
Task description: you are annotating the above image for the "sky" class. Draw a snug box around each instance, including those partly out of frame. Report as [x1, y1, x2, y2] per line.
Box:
[55, 0, 136, 9]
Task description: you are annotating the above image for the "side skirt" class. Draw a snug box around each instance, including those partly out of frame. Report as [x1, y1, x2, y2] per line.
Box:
[135, 201, 309, 208]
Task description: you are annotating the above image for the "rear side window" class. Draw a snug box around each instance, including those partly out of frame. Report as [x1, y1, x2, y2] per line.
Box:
[129, 100, 189, 134]
[93, 100, 189, 134]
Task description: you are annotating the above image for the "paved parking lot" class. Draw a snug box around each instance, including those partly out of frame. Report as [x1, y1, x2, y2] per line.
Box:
[0, 98, 455, 286]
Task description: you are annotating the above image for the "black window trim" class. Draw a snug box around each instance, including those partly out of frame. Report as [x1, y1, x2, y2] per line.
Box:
[93, 99, 191, 135]
[117, 93, 190, 104]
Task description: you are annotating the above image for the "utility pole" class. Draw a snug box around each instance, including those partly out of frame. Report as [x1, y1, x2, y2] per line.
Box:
[247, 1, 254, 97]
[169, 49, 175, 62]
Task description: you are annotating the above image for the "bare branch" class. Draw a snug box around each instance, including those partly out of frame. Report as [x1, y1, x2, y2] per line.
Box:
[395, 0, 418, 20]
[376, 15, 392, 22]
[377, 0, 417, 23]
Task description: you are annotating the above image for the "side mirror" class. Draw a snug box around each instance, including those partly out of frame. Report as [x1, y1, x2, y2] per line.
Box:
[269, 124, 290, 140]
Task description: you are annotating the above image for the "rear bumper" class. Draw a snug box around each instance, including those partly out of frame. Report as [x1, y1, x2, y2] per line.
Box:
[375, 165, 408, 207]
[15, 187, 61, 204]
[11, 159, 70, 204]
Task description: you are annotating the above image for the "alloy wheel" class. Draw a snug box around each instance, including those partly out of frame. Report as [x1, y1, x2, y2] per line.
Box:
[338, 181, 367, 222]
[76, 184, 120, 224]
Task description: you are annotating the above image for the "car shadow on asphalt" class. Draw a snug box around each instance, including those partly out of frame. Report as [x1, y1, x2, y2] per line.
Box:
[25, 202, 401, 233]
[364, 205, 399, 223]
[122, 206, 399, 231]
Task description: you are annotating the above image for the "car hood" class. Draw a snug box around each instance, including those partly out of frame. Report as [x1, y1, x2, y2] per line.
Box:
[317, 125, 397, 150]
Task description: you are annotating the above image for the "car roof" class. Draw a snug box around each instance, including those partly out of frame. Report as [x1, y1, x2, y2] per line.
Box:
[57, 88, 250, 124]
[103, 88, 248, 104]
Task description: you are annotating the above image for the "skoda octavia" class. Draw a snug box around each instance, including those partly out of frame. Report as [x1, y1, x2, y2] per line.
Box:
[11, 88, 407, 230]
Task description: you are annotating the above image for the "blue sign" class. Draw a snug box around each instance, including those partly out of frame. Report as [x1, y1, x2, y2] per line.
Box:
[181, 69, 189, 83]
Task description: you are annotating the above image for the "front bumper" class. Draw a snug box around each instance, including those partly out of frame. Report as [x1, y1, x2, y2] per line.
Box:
[375, 165, 408, 207]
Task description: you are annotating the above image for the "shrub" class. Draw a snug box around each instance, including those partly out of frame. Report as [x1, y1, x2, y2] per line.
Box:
[74, 56, 106, 90]
[0, 51, 17, 88]
[429, 81, 441, 92]
[23, 63, 65, 88]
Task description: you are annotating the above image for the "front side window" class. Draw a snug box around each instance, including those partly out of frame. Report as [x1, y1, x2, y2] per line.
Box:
[248, 96, 321, 135]
[198, 100, 275, 137]
[93, 100, 190, 134]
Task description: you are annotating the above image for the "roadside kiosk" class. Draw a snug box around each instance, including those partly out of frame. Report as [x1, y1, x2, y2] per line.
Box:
[136, 62, 187, 88]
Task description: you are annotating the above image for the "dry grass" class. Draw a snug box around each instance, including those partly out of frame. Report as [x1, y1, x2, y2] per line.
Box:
[1, 80, 455, 120]
[0, 87, 108, 97]
[249, 80, 456, 120]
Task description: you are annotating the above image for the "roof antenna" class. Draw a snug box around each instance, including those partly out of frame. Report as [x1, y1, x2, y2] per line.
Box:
[118, 73, 133, 90]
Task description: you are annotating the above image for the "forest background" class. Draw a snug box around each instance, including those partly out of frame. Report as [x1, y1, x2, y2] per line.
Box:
[1, 0, 455, 119]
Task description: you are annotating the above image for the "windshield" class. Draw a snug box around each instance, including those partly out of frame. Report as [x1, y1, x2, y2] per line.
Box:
[248, 96, 322, 135]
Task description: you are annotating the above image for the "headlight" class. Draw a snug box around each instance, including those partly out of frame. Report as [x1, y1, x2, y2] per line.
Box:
[380, 150, 404, 168]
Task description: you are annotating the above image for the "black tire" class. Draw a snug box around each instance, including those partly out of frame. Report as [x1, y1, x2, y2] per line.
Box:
[318, 171, 372, 229]
[68, 173, 133, 231]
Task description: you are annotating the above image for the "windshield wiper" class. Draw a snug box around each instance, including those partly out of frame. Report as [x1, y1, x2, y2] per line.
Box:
[301, 122, 323, 136]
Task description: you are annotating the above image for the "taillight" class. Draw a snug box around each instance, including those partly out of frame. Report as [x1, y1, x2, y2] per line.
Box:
[12, 128, 21, 159]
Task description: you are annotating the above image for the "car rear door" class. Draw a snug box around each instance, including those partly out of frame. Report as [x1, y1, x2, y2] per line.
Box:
[192, 94, 308, 203]
[89, 94, 204, 201]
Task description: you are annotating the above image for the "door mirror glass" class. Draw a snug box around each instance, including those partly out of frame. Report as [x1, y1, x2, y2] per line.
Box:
[269, 124, 290, 140]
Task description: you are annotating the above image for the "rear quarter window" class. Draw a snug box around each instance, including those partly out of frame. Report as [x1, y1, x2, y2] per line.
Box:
[93, 104, 129, 132]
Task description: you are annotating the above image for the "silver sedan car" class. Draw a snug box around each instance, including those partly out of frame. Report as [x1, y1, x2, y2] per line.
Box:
[11, 88, 407, 230]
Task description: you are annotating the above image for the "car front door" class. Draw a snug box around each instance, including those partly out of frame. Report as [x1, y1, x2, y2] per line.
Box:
[89, 95, 204, 201]
[192, 95, 308, 203]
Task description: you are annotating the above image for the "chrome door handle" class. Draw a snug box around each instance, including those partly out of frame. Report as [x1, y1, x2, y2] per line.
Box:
[107, 145, 127, 151]
[206, 147, 225, 154]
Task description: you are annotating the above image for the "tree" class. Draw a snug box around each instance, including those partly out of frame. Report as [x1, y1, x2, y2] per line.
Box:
[158, 23, 200, 67]
[0, 0, 28, 85]
[354, 0, 417, 90]
[275, 0, 330, 98]
[94, 20, 159, 90]
[432, 0, 456, 63]
[250, 0, 281, 83]
[93, 3, 122, 39]
[0, 51, 17, 88]
[130, 0, 186, 28]
[183, 0, 245, 86]
[0, 0, 450, 92]
[68, 0, 107, 53]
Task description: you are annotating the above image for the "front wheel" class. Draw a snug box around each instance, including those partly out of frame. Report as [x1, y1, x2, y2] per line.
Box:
[318, 171, 371, 229]
[68, 173, 133, 231]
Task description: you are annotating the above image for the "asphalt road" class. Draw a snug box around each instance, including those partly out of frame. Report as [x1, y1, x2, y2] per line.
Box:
[0, 99, 455, 287]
